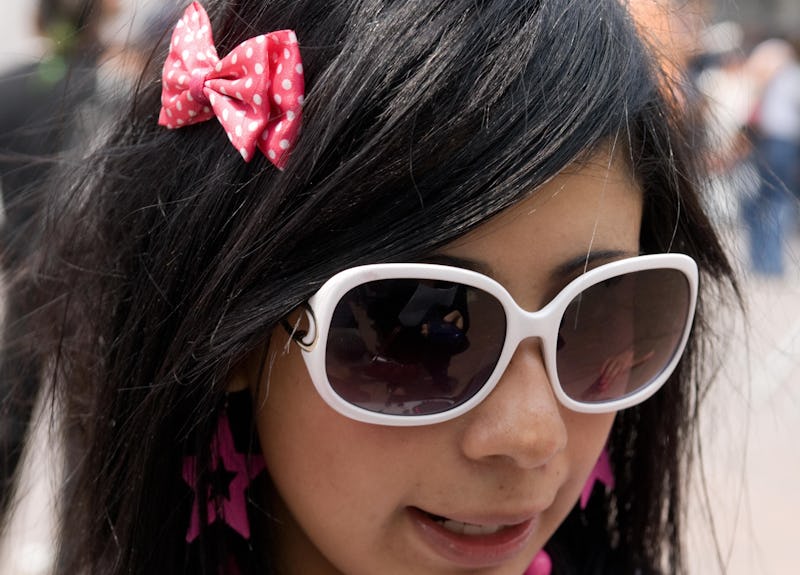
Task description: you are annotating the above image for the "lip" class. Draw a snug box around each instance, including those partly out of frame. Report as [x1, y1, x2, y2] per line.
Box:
[408, 506, 539, 569]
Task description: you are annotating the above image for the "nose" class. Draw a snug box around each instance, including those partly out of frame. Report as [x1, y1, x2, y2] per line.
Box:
[459, 339, 567, 469]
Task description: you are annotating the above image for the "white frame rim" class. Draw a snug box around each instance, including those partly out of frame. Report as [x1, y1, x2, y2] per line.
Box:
[297, 254, 699, 426]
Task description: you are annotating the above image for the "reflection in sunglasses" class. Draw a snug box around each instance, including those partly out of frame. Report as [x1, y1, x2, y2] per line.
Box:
[583, 348, 656, 400]
[326, 281, 480, 415]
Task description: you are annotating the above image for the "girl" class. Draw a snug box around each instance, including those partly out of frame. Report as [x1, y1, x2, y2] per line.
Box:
[1, 0, 739, 573]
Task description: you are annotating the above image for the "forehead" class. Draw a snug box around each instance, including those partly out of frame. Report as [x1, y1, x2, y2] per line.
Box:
[439, 148, 642, 287]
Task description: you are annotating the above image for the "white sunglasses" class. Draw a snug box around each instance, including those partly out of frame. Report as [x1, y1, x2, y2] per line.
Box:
[284, 254, 698, 426]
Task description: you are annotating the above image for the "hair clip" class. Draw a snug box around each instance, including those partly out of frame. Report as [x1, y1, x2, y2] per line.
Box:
[158, 1, 305, 168]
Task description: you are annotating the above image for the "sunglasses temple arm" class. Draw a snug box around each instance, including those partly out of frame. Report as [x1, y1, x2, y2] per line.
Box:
[279, 301, 318, 350]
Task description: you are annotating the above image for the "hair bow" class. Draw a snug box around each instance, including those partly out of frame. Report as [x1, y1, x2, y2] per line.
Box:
[158, 2, 305, 168]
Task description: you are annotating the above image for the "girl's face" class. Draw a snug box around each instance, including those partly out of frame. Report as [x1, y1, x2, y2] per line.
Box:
[251, 150, 643, 574]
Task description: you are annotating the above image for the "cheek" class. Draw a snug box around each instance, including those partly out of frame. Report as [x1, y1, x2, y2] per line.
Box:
[558, 410, 616, 508]
[254, 341, 377, 516]
[251, 337, 438, 569]
[552, 409, 616, 531]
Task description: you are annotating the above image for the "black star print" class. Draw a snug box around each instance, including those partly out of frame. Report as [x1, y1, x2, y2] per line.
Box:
[209, 460, 238, 501]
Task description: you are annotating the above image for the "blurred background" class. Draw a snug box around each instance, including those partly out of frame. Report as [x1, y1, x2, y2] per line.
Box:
[0, 0, 798, 574]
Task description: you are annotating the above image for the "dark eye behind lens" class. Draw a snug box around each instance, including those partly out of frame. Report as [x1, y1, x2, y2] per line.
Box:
[325, 278, 507, 415]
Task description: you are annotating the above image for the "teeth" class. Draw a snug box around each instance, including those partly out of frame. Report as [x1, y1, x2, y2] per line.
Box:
[438, 518, 505, 536]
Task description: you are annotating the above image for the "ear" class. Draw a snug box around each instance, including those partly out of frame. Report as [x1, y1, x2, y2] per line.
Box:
[225, 344, 270, 394]
[225, 363, 251, 393]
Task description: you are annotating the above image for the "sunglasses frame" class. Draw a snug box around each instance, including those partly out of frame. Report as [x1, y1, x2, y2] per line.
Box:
[291, 253, 698, 426]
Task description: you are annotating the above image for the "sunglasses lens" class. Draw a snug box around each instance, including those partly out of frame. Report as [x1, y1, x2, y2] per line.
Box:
[556, 268, 691, 404]
[325, 279, 506, 415]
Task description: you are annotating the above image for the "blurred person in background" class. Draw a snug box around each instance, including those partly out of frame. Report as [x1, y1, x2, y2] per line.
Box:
[0, 0, 117, 523]
[628, 2, 756, 233]
[744, 38, 800, 277]
[0, 0, 119, 263]
[692, 21, 758, 223]
[0, 6, 179, 572]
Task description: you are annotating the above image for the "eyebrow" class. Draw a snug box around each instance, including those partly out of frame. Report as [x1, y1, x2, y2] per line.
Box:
[420, 254, 494, 275]
[552, 249, 638, 278]
[422, 249, 637, 281]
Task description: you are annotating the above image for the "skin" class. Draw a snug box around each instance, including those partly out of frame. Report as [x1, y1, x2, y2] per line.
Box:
[247, 148, 643, 574]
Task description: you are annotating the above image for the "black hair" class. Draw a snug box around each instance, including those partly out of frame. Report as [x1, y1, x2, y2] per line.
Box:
[1, 0, 739, 574]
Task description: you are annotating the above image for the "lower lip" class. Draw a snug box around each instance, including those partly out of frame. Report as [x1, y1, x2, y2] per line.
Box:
[408, 507, 538, 569]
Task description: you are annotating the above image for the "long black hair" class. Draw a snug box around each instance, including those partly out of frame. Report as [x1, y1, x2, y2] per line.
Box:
[2, 0, 738, 573]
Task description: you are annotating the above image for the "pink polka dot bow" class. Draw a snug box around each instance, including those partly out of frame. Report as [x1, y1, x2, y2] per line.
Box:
[158, 2, 305, 168]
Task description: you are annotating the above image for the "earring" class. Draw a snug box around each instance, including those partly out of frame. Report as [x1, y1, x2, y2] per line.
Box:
[183, 408, 265, 542]
[580, 447, 615, 509]
[524, 549, 553, 575]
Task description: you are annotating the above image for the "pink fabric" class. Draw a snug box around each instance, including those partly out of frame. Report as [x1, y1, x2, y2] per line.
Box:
[524, 549, 553, 575]
[182, 412, 266, 542]
[158, 2, 304, 168]
[580, 447, 615, 509]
